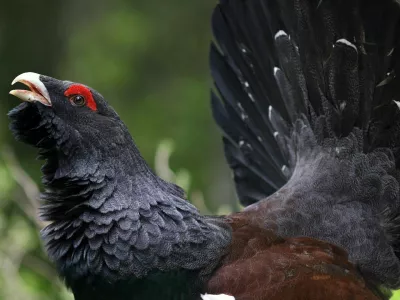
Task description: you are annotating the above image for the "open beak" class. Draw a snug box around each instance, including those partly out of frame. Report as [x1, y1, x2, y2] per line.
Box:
[10, 72, 52, 106]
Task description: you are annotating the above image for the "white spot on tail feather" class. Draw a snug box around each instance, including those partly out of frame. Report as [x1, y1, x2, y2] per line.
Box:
[244, 81, 250, 87]
[275, 30, 288, 39]
[238, 103, 248, 120]
[268, 105, 273, 121]
[273, 132, 279, 138]
[201, 294, 235, 300]
[274, 67, 280, 75]
[394, 100, 400, 110]
[248, 93, 255, 102]
[336, 39, 357, 51]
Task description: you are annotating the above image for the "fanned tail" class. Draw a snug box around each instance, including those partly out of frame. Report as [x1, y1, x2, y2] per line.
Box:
[211, 0, 400, 289]
[211, 0, 400, 205]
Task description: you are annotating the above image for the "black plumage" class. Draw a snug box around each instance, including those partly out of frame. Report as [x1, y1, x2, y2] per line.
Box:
[8, 76, 231, 300]
[211, 0, 400, 289]
[7, 0, 400, 299]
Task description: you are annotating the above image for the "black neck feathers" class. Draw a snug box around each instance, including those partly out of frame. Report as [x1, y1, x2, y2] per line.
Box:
[40, 130, 231, 290]
[8, 101, 231, 297]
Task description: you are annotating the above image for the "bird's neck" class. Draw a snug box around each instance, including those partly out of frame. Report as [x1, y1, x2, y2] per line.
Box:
[39, 138, 185, 222]
[39, 141, 231, 291]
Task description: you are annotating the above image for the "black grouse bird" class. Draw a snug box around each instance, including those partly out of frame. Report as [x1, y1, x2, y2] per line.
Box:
[7, 0, 400, 299]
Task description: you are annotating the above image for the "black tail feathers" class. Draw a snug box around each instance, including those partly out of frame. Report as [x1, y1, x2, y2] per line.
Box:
[211, 0, 400, 206]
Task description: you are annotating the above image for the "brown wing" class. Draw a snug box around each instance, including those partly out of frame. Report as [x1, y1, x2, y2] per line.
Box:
[205, 215, 380, 300]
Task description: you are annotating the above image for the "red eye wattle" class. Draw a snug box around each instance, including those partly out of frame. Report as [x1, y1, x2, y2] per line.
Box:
[64, 84, 97, 111]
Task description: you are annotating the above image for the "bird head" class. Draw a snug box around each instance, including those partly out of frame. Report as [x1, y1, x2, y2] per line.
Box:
[9, 72, 129, 156]
[8, 72, 150, 222]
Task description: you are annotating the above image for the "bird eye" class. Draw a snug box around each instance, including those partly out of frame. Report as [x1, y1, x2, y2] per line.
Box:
[69, 95, 86, 107]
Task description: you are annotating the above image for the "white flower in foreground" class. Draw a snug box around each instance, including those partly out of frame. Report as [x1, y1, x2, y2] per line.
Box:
[201, 294, 235, 300]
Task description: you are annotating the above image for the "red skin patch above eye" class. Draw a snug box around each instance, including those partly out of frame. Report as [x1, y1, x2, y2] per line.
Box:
[64, 84, 97, 111]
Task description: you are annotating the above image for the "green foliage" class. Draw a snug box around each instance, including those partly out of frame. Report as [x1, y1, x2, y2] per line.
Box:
[392, 290, 400, 300]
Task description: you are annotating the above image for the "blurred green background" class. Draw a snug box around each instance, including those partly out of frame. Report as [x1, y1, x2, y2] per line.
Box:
[1, 1, 400, 300]
[0, 1, 237, 299]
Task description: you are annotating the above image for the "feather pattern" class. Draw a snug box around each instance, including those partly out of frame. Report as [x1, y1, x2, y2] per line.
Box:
[211, 0, 400, 289]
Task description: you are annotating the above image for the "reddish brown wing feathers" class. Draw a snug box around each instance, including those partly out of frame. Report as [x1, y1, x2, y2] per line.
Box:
[206, 215, 379, 300]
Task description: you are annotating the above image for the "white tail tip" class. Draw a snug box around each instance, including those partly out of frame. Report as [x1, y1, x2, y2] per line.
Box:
[201, 294, 235, 300]
[274, 30, 288, 39]
[336, 39, 357, 51]
[393, 100, 400, 110]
